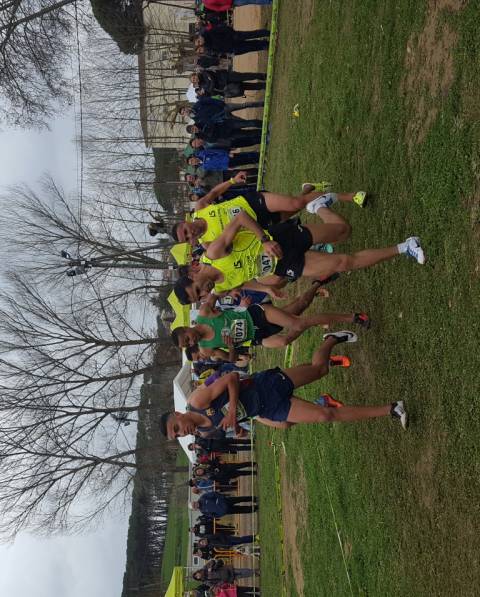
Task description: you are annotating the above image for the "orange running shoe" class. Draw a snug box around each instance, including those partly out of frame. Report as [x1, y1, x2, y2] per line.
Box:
[329, 355, 351, 368]
[315, 394, 345, 408]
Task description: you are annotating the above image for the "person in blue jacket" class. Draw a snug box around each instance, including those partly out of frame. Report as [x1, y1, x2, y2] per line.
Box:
[192, 490, 257, 517]
[188, 148, 259, 171]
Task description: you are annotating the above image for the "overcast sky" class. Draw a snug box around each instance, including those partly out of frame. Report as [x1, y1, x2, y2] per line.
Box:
[0, 114, 131, 597]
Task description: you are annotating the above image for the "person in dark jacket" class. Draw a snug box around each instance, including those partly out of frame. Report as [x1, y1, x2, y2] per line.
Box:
[197, 25, 270, 56]
[190, 133, 261, 151]
[191, 70, 266, 98]
[187, 123, 263, 149]
[193, 560, 258, 584]
[192, 435, 252, 453]
[204, 0, 272, 10]
[193, 491, 257, 517]
[198, 533, 256, 548]
[193, 461, 256, 482]
[181, 97, 263, 127]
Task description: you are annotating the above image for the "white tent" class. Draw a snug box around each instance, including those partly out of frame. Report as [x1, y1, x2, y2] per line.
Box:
[172, 355, 196, 462]
[185, 83, 198, 103]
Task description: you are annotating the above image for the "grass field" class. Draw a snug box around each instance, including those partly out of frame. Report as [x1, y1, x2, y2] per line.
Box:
[256, 1, 480, 596]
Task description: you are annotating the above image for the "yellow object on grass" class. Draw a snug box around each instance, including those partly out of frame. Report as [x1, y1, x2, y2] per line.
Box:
[165, 566, 184, 597]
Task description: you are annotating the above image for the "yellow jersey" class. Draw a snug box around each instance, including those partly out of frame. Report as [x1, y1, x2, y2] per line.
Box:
[194, 196, 258, 245]
[201, 230, 277, 293]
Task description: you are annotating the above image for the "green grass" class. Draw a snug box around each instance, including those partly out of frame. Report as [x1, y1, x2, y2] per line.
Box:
[257, 1, 480, 596]
[159, 451, 190, 589]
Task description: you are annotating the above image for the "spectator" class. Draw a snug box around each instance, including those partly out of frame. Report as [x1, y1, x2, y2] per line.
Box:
[188, 148, 260, 171]
[191, 491, 257, 517]
[197, 25, 269, 56]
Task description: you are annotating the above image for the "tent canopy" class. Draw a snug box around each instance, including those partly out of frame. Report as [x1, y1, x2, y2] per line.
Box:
[165, 566, 184, 597]
[172, 359, 196, 462]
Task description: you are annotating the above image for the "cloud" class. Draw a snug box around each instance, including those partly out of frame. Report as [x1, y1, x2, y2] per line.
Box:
[0, 514, 129, 597]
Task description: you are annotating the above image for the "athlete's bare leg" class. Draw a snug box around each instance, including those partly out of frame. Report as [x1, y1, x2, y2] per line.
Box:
[286, 398, 390, 424]
[302, 245, 401, 280]
[281, 281, 327, 315]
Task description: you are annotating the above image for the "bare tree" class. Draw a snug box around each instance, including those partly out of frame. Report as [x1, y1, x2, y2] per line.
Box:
[0, 0, 92, 128]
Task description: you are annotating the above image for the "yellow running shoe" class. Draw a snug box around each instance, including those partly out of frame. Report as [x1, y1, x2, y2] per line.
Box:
[353, 191, 367, 207]
[301, 181, 332, 194]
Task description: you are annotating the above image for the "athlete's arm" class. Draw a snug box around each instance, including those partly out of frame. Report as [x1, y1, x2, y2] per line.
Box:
[255, 417, 294, 429]
[206, 211, 283, 260]
[194, 171, 248, 209]
[190, 371, 239, 409]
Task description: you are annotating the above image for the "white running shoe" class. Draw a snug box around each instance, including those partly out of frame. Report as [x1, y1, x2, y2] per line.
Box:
[390, 400, 408, 429]
[323, 330, 358, 343]
[404, 236, 425, 264]
[305, 193, 337, 214]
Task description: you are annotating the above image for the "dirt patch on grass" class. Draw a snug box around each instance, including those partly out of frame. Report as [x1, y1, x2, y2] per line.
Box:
[400, 0, 466, 151]
[280, 452, 306, 597]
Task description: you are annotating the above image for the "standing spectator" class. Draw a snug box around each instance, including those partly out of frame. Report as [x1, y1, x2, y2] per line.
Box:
[195, 435, 253, 453]
[181, 97, 264, 126]
[190, 133, 261, 151]
[197, 25, 270, 56]
[198, 533, 256, 548]
[193, 559, 258, 584]
[191, 70, 266, 98]
[204, 0, 272, 10]
[192, 491, 257, 517]
[188, 148, 259, 171]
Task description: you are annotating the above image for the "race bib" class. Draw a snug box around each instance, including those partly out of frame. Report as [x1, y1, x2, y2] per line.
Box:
[230, 318, 248, 342]
[227, 206, 242, 219]
[220, 400, 248, 422]
[257, 252, 275, 276]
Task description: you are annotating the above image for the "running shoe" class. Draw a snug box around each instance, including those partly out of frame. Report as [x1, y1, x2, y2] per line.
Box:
[390, 400, 408, 429]
[305, 193, 337, 214]
[302, 181, 332, 193]
[403, 236, 426, 265]
[329, 355, 351, 368]
[314, 394, 344, 408]
[311, 242, 334, 253]
[353, 312, 371, 329]
[353, 191, 367, 207]
[323, 330, 358, 343]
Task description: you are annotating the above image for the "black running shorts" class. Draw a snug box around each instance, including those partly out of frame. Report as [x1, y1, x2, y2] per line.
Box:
[244, 191, 282, 229]
[248, 304, 283, 345]
[269, 219, 313, 281]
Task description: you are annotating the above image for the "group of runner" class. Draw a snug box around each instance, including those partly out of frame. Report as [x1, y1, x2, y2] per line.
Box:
[158, 173, 425, 439]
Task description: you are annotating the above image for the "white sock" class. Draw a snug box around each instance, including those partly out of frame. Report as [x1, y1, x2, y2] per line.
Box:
[397, 240, 408, 254]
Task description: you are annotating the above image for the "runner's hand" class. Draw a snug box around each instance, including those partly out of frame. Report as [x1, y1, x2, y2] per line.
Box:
[222, 332, 234, 346]
[267, 287, 286, 300]
[234, 171, 248, 184]
[221, 411, 237, 430]
[239, 295, 252, 307]
[261, 239, 283, 258]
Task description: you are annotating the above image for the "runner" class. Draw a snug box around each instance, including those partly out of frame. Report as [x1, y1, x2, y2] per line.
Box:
[159, 332, 409, 435]
[171, 285, 370, 353]
[170, 171, 365, 247]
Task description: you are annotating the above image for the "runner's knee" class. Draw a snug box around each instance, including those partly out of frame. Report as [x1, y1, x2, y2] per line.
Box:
[337, 221, 352, 241]
[335, 254, 354, 272]
[314, 406, 334, 423]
